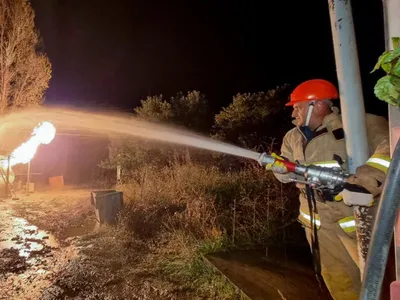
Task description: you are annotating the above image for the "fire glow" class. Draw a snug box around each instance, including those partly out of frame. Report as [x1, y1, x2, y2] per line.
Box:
[4, 121, 56, 168]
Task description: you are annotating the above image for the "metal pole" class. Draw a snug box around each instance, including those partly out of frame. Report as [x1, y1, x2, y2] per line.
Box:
[328, 0, 370, 275]
[117, 165, 121, 183]
[5, 156, 10, 198]
[26, 161, 30, 195]
[383, 0, 400, 283]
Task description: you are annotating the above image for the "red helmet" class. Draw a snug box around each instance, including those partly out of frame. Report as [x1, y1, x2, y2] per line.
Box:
[286, 79, 339, 106]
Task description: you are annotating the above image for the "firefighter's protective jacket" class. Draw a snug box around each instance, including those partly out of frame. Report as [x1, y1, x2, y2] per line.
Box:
[275, 107, 390, 235]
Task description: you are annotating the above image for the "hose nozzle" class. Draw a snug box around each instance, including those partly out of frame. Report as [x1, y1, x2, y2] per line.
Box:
[257, 152, 275, 166]
[257, 152, 297, 173]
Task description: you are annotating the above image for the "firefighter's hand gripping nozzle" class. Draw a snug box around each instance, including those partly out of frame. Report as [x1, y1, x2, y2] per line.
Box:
[257, 152, 348, 191]
[257, 152, 293, 174]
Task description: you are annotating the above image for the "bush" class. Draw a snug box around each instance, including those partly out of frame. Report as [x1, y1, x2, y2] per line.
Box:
[96, 86, 302, 297]
[212, 85, 292, 152]
[110, 162, 299, 298]
[117, 162, 298, 248]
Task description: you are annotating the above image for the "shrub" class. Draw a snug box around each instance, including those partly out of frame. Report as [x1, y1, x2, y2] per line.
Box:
[117, 162, 298, 248]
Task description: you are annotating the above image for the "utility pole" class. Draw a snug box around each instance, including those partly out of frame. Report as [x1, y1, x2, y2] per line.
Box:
[327, 0, 370, 276]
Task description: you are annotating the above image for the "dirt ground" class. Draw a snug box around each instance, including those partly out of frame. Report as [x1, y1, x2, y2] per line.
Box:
[0, 187, 336, 300]
[0, 188, 196, 300]
[0, 188, 94, 300]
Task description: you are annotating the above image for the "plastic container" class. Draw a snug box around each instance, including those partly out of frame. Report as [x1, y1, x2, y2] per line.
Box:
[90, 190, 123, 224]
[49, 176, 64, 189]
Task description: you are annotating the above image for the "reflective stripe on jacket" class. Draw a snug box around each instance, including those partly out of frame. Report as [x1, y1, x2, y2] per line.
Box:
[367, 154, 391, 173]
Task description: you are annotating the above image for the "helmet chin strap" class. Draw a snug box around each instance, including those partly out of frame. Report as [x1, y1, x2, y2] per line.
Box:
[305, 101, 315, 127]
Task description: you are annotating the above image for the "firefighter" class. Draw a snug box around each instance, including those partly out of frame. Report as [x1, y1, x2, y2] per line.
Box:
[267, 79, 390, 300]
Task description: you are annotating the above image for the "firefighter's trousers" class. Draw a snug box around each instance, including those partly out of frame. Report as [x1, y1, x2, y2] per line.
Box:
[304, 221, 360, 300]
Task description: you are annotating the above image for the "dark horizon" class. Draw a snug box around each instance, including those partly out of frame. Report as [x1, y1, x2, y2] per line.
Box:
[30, 0, 388, 117]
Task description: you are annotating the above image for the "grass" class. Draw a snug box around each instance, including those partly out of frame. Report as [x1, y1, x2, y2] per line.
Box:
[60, 224, 235, 299]
[157, 230, 238, 299]
[105, 162, 299, 298]
[8, 159, 299, 299]
[40, 160, 298, 298]
[118, 162, 298, 245]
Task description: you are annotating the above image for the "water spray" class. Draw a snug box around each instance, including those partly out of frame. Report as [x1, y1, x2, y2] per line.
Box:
[0, 107, 373, 195]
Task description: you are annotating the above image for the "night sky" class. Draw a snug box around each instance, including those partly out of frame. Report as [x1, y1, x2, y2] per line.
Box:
[30, 0, 388, 116]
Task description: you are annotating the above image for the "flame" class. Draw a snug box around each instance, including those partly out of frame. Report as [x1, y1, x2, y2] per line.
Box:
[33, 121, 56, 145]
[2, 121, 56, 168]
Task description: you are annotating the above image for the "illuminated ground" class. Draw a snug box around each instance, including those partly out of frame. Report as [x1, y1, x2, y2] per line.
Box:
[0, 188, 191, 300]
[0, 188, 95, 300]
[0, 187, 334, 300]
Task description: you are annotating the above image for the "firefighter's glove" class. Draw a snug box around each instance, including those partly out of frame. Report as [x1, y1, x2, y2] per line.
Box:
[346, 164, 386, 197]
[334, 189, 374, 207]
[265, 153, 289, 174]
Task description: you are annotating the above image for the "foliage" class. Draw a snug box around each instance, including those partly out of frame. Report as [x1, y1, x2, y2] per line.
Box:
[371, 37, 400, 107]
[102, 85, 294, 178]
[100, 136, 190, 183]
[170, 90, 211, 133]
[0, 0, 51, 114]
[118, 163, 298, 246]
[114, 162, 299, 297]
[134, 90, 211, 132]
[101, 90, 213, 177]
[134, 94, 173, 122]
[158, 231, 238, 298]
[98, 86, 301, 297]
[212, 85, 292, 152]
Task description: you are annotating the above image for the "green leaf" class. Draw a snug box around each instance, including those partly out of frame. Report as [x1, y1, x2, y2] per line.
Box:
[375, 75, 394, 101]
[390, 75, 400, 87]
[374, 76, 400, 107]
[392, 37, 400, 49]
[371, 51, 390, 73]
[393, 59, 400, 76]
[384, 95, 398, 106]
[391, 76, 400, 106]
[384, 48, 400, 64]
[382, 61, 392, 73]
[389, 85, 400, 100]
